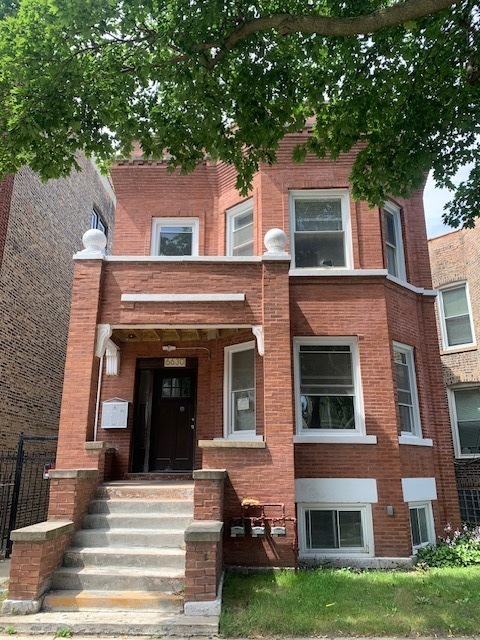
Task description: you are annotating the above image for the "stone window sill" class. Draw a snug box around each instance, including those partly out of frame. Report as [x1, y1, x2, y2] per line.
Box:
[398, 435, 433, 447]
[293, 434, 377, 445]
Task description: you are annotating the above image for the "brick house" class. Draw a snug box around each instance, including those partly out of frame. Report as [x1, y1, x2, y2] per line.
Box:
[3, 135, 460, 621]
[429, 225, 480, 523]
[0, 157, 115, 553]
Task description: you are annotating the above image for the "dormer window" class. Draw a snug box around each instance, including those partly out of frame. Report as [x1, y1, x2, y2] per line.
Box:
[151, 218, 199, 256]
[289, 190, 352, 269]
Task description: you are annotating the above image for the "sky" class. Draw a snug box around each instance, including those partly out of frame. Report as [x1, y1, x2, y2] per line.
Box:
[423, 166, 472, 239]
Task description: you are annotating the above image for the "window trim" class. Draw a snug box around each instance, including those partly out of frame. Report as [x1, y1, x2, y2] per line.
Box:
[437, 281, 476, 351]
[226, 199, 254, 257]
[298, 503, 374, 557]
[289, 189, 353, 270]
[393, 342, 422, 438]
[448, 384, 480, 459]
[383, 201, 406, 280]
[91, 208, 108, 236]
[409, 501, 435, 552]
[150, 217, 200, 257]
[223, 341, 256, 440]
[293, 336, 365, 437]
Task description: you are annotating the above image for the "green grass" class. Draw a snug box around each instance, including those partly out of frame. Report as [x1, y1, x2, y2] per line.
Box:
[220, 567, 480, 636]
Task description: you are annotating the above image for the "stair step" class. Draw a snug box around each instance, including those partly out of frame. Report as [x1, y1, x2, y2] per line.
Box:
[89, 498, 194, 515]
[96, 481, 194, 500]
[63, 546, 186, 569]
[51, 566, 184, 592]
[73, 528, 186, 549]
[82, 513, 193, 530]
[43, 589, 183, 612]
[0, 611, 219, 636]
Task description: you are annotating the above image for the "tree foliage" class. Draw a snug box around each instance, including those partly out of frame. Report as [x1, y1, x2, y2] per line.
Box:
[0, 0, 479, 226]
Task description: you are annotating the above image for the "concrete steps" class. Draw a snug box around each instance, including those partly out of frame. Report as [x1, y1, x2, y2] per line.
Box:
[41, 480, 206, 633]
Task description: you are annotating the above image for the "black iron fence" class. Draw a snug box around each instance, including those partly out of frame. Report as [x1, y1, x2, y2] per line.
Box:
[0, 434, 57, 557]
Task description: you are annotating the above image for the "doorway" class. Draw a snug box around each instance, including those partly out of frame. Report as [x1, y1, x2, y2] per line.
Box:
[132, 360, 197, 473]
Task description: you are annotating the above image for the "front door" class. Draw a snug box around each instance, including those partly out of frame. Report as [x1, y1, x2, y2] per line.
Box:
[150, 370, 196, 471]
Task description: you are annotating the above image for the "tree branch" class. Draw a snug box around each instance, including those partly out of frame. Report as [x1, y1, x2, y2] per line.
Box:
[207, 0, 462, 69]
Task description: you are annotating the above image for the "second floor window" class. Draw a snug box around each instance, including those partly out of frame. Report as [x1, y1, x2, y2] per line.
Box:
[393, 343, 421, 437]
[226, 200, 254, 256]
[383, 203, 406, 279]
[438, 283, 475, 349]
[289, 190, 352, 269]
[91, 209, 107, 237]
[151, 217, 199, 256]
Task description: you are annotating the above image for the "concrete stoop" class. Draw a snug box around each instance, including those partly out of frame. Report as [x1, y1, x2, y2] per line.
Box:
[25, 481, 213, 635]
[0, 611, 219, 636]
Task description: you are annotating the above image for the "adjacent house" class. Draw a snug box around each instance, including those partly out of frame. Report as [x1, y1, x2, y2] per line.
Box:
[4, 134, 460, 620]
[0, 157, 115, 554]
[429, 225, 480, 524]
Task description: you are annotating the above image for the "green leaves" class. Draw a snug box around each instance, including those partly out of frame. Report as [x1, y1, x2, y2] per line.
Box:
[0, 0, 478, 225]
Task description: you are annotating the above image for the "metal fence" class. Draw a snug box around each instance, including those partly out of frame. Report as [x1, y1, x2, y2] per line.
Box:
[0, 434, 57, 557]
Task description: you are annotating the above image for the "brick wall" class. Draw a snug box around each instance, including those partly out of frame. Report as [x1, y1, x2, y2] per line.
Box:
[0, 158, 115, 451]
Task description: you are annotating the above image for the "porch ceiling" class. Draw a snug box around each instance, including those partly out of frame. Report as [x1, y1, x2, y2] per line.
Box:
[112, 327, 243, 343]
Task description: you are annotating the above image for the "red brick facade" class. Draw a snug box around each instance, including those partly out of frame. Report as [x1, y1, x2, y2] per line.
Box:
[429, 226, 480, 521]
[52, 135, 459, 567]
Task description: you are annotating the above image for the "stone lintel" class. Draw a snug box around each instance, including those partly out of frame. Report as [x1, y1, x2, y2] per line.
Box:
[198, 440, 266, 449]
[49, 469, 99, 480]
[193, 469, 227, 481]
[185, 520, 223, 542]
[10, 520, 73, 542]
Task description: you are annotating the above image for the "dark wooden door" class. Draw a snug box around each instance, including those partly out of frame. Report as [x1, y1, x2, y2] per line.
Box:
[150, 370, 196, 471]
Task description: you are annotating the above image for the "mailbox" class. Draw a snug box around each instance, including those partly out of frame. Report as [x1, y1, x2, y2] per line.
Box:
[101, 398, 129, 429]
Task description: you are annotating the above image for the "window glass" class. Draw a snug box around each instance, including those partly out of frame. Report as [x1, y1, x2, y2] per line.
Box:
[441, 285, 474, 347]
[299, 345, 355, 430]
[91, 209, 108, 237]
[393, 345, 421, 436]
[294, 198, 345, 268]
[158, 225, 193, 256]
[383, 205, 406, 279]
[454, 388, 480, 454]
[229, 347, 255, 433]
[305, 509, 364, 550]
[410, 506, 430, 548]
[232, 210, 254, 256]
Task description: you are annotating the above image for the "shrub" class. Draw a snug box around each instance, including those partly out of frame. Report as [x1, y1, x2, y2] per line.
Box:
[417, 524, 480, 567]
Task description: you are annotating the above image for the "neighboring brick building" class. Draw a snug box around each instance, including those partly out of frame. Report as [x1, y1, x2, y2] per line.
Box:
[0, 157, 115, 450]
[429, 225, 480, 523]
[4, 134, 461, 618]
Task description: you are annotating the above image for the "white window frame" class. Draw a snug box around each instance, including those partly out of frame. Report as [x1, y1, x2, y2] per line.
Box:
[393, 342, 422, 438]
[437, 282, 476, 351]
[226, 199, 254, 256]
[289, 189, 353, 270]
[408, 501, 435, 552]
[293, 337, 365, 437]
[150, 217, 200, 257]
[223, 341, 257, 440]
[383, 202, 406, 280]
[298, 503, 374, 558]
[448, 385, 480, 459]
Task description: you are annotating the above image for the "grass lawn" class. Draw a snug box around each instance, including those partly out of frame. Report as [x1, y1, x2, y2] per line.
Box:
[220, 566, 480, 636]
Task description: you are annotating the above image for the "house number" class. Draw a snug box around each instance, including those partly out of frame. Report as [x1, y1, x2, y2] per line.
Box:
[165, 358, 186, 367]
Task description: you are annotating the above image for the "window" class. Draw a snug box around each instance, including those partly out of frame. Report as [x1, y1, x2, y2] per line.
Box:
[294, 337, 364, 435]
[383, 202, 406, 279]
[289, 190, 352, 269]
[299, 505, 371, 555]
[151, 217, 199, 256]
[409, 503, 434, 550]
[438, 283, 475, 349]
[91, 209, 107, 237]
[224, 342, 256, 438]
[393, 343, 421, 437]
[450, 387, 480, 457]
[226, 200, 254, 256]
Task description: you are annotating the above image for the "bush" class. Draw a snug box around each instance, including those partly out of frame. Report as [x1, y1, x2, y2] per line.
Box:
[417, 524, 480, 567]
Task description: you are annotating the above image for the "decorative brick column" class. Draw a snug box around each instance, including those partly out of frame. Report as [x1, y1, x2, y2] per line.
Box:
[184, 521, 224, 616]
[193, 469, 227, 520]
[48, 469, 99, 529]
[2, 521, 73, 614]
